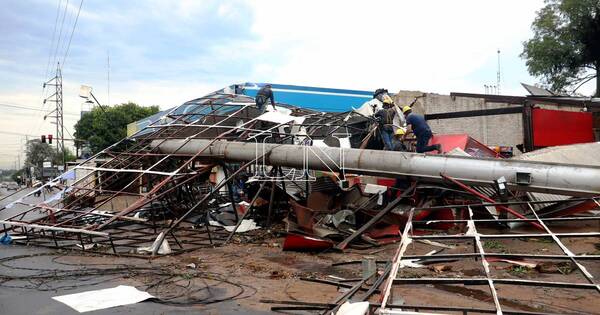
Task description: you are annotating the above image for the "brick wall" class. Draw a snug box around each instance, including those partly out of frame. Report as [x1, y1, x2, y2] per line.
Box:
[392, 90, 582, 154]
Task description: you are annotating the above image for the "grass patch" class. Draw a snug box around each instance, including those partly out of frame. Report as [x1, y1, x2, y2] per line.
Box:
[483, 240, 505, 250]
[509, 265, 532, 277]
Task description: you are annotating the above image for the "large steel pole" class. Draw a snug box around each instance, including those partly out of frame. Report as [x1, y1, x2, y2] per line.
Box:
[151, 139, 600, 196]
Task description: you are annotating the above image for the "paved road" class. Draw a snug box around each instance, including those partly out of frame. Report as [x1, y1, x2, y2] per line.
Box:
[0, 188, 268, 315]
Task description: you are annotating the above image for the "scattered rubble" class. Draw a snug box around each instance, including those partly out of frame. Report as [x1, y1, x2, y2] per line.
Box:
[1, 89, 599, 314]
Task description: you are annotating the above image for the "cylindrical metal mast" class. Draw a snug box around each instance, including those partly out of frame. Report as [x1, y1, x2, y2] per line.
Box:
[152, 139, 600, 196]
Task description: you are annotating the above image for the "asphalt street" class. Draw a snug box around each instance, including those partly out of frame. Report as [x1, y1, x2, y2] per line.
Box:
[0, 188, 267, 315]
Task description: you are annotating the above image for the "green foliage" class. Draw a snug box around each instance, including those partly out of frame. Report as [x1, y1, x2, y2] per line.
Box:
[54, 147, 76, 164]
[24, 140, 55, 169]
[509, 265, 533, 277]
[74, 102, 160, 154]
[11, 169, 24, 183]
[483, 240, 505, 251]
[521, 0, 600, 95]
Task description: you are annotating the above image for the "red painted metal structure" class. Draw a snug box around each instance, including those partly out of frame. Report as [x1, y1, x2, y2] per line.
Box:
[429, 134, 499, 158]
[532, 108, 594, 147]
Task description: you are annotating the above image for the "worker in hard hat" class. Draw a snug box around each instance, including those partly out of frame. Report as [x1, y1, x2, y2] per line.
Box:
[375, 88, 407, 127]
[392, 127, 408, 151]
[402, 106, 442, 154]
[255, 84, 277, 113]
[375, 97, 397, 150]
[372, 88, 409, 150]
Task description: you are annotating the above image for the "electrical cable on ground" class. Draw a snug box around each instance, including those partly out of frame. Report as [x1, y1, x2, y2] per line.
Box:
[0, 251, 257, 306]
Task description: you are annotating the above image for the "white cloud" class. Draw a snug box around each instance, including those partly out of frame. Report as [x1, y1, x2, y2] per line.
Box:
[10, 0, 596, 169]
[243, 0, 545, 94]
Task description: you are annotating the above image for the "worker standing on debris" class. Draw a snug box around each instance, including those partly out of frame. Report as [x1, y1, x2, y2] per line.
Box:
[375, 101, 397, 150]
[373, 89, 404, 150]
[402, 106, 441, 154]
[255, 84, 277, 113]
[374, 88, 406, 126]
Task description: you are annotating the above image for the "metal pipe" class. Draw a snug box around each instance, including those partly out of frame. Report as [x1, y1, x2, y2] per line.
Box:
[151, 139, 600, 196]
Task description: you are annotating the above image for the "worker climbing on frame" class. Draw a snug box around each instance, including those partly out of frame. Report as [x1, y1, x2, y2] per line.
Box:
[255, 84, 277, 113]
[402, 105, 442, 154]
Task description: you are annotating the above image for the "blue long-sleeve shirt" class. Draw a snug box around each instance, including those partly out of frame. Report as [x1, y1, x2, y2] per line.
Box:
[256, 86, 275, 106]
[406, 113, 431, 137]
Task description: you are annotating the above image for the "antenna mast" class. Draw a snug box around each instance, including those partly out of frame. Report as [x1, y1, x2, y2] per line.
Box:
[497, 49, 501, 95]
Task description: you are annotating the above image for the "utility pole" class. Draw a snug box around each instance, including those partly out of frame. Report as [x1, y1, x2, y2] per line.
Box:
[107, 50, 110, 107]
[43, 62, 65, 168]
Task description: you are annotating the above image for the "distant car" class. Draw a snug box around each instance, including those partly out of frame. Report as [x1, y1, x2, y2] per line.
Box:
[0, 182, 7, 189]
[6, 182, 19, 191]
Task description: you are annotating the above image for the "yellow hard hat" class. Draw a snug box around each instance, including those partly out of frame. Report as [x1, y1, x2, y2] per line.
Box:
[402, 106, 412, 113]
[382, 94, 394, 105]
[394, 128, 406, 136]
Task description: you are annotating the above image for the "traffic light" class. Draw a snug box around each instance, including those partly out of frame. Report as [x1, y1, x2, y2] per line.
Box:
[48, 134, 53, 144]
[41, 135, 46, 143]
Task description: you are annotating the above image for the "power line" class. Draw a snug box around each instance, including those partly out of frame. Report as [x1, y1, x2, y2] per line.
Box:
[38, 0, 66, 135]
[44, 0, 63, 83]
[0, 130, 37, 137]
[0, 102, 80, 116]
[51, 0, 69, 70]
[61, 0, 84, 67]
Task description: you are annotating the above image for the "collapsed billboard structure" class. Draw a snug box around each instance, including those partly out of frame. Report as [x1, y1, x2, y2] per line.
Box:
[1, 86, 599, 314]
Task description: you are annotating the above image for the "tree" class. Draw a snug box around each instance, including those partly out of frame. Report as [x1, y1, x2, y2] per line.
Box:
[24, 140, 55, 169]
[11, 169, 24, 184]
[521, 0, 600, 95]
[21, 140, 76, 177]
[74, 102, 160, 154]
[53, 148, 76, 165]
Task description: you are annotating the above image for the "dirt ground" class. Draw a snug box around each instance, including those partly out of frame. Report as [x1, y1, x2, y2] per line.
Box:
[1, 227, 599, 314]
[50, 223, 596, 315]
[1, 189, 599, 314]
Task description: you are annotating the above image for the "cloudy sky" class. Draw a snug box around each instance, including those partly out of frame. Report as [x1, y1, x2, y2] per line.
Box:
[0, 0, 594, 169]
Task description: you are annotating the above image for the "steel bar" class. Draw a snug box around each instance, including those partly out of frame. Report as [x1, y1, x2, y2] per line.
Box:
[392, 277, 600, 289]
[413, 216, 600, 224]
[0, 220, 109, 237]
[260, 300, 561, 315]
[266, 179, 276, 228]
[412, 196, 600, 211]
[425, 106, 524, 120]
[299, 277, 373, 292]
[357, 262, 392, 301]
[524, 202, 600, 292]
[151, 154, 269, 255]
[335, 183, 416, 250]
[441, 173, 543, 230]
[401, 253, 600, 261]
[223, 180, 267, 244]
[380, 207, 416, 310]
[409, 232, 600, 240]
[466, 206, 502, 313]
[325, 270, 376, 315]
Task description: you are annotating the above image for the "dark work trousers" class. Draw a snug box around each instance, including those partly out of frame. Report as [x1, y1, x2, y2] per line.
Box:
[255, 95, 266, 113]
[381, 130, 394, 150]
[415, 130, 438, 153]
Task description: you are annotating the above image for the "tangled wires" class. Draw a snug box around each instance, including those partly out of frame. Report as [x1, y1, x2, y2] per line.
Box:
[0, 252, 256, 306]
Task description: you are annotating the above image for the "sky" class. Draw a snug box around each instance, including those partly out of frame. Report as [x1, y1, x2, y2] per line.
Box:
[0, 0, 595, 169]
